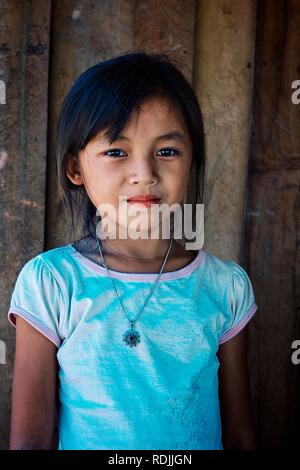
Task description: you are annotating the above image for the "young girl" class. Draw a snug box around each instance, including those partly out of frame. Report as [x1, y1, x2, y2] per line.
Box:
[8, 51, 258, 450]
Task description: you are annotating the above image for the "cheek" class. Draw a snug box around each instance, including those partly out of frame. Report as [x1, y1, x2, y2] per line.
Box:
[81, 159, 113, 188]
[167, 161, 190, 182]
[87, 172, 125, 207]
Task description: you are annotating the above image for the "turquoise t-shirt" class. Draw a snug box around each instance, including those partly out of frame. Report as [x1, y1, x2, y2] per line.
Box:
[7, 243, 258, 450]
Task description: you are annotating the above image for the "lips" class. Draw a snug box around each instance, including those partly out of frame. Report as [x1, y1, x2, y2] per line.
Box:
[127, 196, 160, 202]
[126, 196, 161, 208]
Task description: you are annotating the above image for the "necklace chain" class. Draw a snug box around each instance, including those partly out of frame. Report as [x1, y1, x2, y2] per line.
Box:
[96, 235, 173, 347]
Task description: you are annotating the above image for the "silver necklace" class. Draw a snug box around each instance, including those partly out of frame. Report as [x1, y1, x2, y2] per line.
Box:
[96, 235, 173, 348]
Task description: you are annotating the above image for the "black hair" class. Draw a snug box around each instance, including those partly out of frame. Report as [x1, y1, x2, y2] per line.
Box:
[56, 50, 206, 244]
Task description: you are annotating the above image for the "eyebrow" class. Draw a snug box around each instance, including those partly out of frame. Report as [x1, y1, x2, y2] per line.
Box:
[97, 130, 187, 145]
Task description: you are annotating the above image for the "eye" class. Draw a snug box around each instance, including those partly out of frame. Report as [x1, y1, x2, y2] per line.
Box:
[103, 149, 127, 158]
[156, 148, 179, 157]
[102, 147, 180, 158]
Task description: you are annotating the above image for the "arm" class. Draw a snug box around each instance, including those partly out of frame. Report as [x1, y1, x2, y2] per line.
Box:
[217, 325, 257, 449]
[9, 316, 58, 450]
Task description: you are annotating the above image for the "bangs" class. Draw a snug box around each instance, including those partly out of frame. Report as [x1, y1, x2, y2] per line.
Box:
[66, 57, 187, 152]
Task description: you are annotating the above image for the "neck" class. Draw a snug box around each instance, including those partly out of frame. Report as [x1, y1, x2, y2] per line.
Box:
[98, 236, 173, 261]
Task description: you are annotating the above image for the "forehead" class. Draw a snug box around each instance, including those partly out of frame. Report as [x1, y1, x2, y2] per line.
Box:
[129, 96, 185, 129]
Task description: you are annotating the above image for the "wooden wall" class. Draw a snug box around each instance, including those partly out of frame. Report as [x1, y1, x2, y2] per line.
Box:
[0, 0, 299, 449]
[0, 0, 52, 449]
[246, 0, 300, 449]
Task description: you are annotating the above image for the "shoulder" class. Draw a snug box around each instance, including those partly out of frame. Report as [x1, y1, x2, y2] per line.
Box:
[12, 244, 74, 290]
[14, 244, 75, 295]
[37, 243, 74, 268]
[36, 243, 75, 272]
[8, 246, 73, 348]
[204, 249, 256, 298]
[201, 249, 238, 289]
[19, 243, 72, 268]
[203, 250, 256, 308]
[200, 250, 257, 324]
[201, 251, 258, 345]
[202, 249, 252, 283]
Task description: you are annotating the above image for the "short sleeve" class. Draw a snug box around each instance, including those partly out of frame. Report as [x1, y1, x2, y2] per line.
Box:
[219, 261, 258, 345]
[7, 256, 63, 348]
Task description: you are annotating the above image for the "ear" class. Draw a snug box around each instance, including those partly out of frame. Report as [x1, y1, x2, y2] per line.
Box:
[66, 154, 84, 186]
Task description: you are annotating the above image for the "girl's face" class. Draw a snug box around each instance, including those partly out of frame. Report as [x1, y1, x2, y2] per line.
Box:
[67, 96, 193, 235]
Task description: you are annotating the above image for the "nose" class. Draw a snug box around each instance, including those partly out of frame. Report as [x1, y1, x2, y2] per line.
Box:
[128, 159, 158, 186]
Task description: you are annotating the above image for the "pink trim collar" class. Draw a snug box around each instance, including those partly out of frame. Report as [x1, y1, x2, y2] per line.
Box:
[68, 244, 206, 282]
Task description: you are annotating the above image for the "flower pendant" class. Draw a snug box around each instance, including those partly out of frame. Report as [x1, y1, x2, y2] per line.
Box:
[123, 322, 141, 348]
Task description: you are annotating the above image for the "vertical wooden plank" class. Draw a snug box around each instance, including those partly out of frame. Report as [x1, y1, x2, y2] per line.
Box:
[193, 0, 256, 260]
[133, 0, 196, 82]
[46, 0, 196, 249]
[46, 0, 135, 249]
[246, 0, 300, 449]
[0, 0, 51, 449]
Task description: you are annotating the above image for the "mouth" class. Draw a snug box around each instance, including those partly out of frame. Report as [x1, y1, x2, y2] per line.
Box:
[127, 196, 161, 208]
